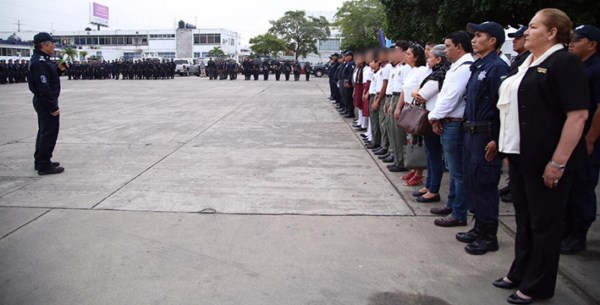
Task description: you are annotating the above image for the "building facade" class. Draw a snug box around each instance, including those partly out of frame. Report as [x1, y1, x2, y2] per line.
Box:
[0, 27, 241, 61]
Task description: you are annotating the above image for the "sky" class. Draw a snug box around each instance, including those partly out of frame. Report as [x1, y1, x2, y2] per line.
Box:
[0, 0, 345, 46]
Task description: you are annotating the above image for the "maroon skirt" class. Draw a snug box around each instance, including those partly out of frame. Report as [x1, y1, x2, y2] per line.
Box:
[353, 84, 364, 109]
[362, 81, 371, 116]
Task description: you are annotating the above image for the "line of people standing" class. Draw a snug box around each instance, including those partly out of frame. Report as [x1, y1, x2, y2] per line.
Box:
[326, 9, 599, 305]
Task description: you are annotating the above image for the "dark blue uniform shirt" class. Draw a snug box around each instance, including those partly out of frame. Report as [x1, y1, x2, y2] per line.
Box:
[584, 55, 600, 163]
[342, 60, 356, 86]
[27, 50, 62, 113]
[465, 51, 509, 141]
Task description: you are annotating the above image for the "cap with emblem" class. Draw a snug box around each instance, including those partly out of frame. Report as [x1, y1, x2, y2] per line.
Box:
[574, 25, 600, 43]
[33, 32, 57, 44]
[330, 53, 340, 58]
[508, 25, 528, 38]
[343, 50, 353, 56]
[467, 21, 506, 45]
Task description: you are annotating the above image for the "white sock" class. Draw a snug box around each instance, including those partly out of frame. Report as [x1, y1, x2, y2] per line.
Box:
[366, 120, 373, 140]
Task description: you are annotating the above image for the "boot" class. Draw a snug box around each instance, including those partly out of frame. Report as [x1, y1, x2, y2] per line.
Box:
[465, 222, 499, 255]
[456, 218, 481, 243]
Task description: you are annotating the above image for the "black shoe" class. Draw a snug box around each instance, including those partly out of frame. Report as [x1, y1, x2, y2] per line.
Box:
[465, 223, 499, 255]
[382, 155, 395, 163]
[507, 293, 533, 304]
[493, 278, 518, 289]
[373, 148, 388, 156]
[499, 185, 511, 196]
[344, 114, 356, 119]
[412, 190, 427, 197]
[416, 194, 441, 203]
[560, 236, 586, 255]
[360, 134, 368, 138]
[355, 127, 367, 132]
[378, 153, 391, 160]
[388, 165, 408, 172]
[501, 193, 513, 203]
[366, 145, 380, 150]
[34, 162, 60, 171]
[38, 166, 65, 175]
[456, 221, 480, 243]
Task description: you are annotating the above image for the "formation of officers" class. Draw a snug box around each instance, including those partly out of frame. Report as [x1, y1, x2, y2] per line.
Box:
[0, 59, 29, 84]
[326, 9, 599, 305]
[206, 57, 311, 81]
[66, 59, 176, 80]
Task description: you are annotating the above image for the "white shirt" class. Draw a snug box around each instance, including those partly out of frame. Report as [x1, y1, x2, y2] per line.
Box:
[352, 68, 359, 85]
[387, 64, 400, 94]
[369, 69, 378, 94]
[402, 66, 429, 103]
[363, 67, 373, 85]
[428, 53, 474, 120]
[376, 63, 392, 93]
[497, 44, 564, 154]
[419, 80, 440, 111]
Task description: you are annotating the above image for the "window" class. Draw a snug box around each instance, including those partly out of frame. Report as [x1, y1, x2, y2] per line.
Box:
[193, 34, 221, 45]
[0, 47, 30, 56]
[157, 52, 175, 59]
[149, 34, 175, 39]
[318, 39, 340, 51]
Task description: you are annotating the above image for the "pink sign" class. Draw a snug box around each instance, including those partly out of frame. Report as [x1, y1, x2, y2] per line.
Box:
[93, 2, 109, 20]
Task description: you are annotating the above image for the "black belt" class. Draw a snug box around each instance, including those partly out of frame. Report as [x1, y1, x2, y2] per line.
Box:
[385, 94, 392, 97]
[392, 92, 401, 96]
[463, 121, 492, 134]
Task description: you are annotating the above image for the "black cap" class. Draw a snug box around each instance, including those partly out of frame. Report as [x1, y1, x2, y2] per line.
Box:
[330, 53, 340, 58]
[344, 50, 353, 56]
[508, 25, 528, 38]
[33, 32, 57, 44]
[467, 21, 505, 45]
[574, 25, 600, 43]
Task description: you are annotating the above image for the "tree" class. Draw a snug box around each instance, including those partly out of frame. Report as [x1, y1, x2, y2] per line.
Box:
[380, 0, 600, 44]
[62, 47, 78, 62]
[268, 10, 331, 59]
[79, 50, 88, 61]
[249, 33, 287, 57]
[334, 0, 386, 51]
[208, 46, 225, 57]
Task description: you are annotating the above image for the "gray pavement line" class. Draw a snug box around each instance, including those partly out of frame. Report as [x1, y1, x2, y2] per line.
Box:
[0, 209, 51, 241]
[499, 219, 600, 305]
[0, 205, 418, 218]
[336, 105, 416, 216]
[0, 177, 40, 199]
[89, 85, 272, 210]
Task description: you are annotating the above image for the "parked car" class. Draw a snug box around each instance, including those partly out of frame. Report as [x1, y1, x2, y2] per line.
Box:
[311, 62, 331, 77]
[174, 58, 199, 76]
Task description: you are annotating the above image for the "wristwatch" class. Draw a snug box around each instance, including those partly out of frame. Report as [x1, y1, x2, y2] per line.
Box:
[549, 160, 566, 170]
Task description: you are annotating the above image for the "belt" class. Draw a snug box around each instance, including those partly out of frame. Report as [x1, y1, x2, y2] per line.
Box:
[392, 92, 401, 96]
[463, 121, 492, 134]
[441, 118, 464, 124]
[369, 93, 375, 96]
[385, 94, 392, 97]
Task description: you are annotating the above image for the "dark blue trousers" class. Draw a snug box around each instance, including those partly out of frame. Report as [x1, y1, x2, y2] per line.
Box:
[463, 132, 502, 225]
[565, 153, 599, 239]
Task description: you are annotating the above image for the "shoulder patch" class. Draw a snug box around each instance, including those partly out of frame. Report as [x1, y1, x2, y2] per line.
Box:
[40, 75, 48, 84]
[39, 58, 45, 61]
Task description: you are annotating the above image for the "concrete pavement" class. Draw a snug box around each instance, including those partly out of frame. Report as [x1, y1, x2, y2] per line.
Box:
[0, 76, 598, 305]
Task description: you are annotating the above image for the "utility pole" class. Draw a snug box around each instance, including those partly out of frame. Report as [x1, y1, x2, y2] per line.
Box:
[17, 20, 20, 32]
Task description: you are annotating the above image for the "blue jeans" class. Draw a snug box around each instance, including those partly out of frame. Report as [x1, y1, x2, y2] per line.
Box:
[440, 121, 467, 221]
[424, 134, 444, 194]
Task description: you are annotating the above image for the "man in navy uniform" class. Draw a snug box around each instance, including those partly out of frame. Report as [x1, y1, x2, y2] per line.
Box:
[341, 50, 356, 118]
[457, 22, 509, 255]
[563, 25, 600, 254]
[508, 25, 530, 73]
[262, 58, 270, 81]
[27, 32, 66, 175]
[328, 53, 340, 102]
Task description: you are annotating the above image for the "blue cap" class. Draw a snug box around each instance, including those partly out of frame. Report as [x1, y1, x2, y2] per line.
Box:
[467, 21, 506, 45]
[508, 25, 528, 38]
[33, 32, 57, 44]
[574, 25, 600, 43]
[344, 50, 354, 56]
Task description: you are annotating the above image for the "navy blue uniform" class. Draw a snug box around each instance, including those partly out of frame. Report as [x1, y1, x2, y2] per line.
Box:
[565, 55, 600, 242]
[328, 61, 340, 103]
[341, 60, 356, 115]
[27, 49, 63, 171]
[463, 52, 508, 226]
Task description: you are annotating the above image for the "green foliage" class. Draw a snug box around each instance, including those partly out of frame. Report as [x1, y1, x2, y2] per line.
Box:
[249, 33, 287, 57]
[79, 50, 88, 61]
[208, 46, 225, 57]
[380, 0, 600, 44]
[334, 0, 386, 51]
[62, 47, 78, 62]
[268, 10, 331, 59]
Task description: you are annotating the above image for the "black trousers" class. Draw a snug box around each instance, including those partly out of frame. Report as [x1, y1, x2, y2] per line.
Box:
[305, 73, 310, 81]
[506, 154, 574, 299]
[565, 153, 599, 239]
[284, 71, 290, 81]
[33, 98, 60, 171]
[275, 71, 281, 81]
[263, 71, 269, 80]
[343, 87, 354, 114]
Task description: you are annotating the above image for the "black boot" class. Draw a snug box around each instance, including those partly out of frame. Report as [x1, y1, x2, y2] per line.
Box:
[456, 218, 481, 243]
[465, 222, 499, 255]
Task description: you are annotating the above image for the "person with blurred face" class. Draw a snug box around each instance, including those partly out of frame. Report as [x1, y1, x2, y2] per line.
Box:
[495, 9, 589, 304]
[508, 25, 530, 74]
[562, 24, 600, 255]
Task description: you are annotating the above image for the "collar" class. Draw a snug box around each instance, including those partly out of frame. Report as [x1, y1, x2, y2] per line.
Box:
[34, 49, 51, 59]
[471, 51, 499, 71]
[451, 53, 475, 71]
[520, 44, 564, 70]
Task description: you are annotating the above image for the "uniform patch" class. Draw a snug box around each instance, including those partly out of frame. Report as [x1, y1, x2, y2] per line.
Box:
[478, 71, 487, 81]
[40, 75, 48, 84]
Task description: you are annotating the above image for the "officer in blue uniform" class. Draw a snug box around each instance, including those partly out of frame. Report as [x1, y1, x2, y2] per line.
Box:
[328, 53, 340, 103]
[563, 25, 600, 254]
[341, 50, 356, 118]
[27, 32, 66, 175]
[457, 22, 509, 255]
